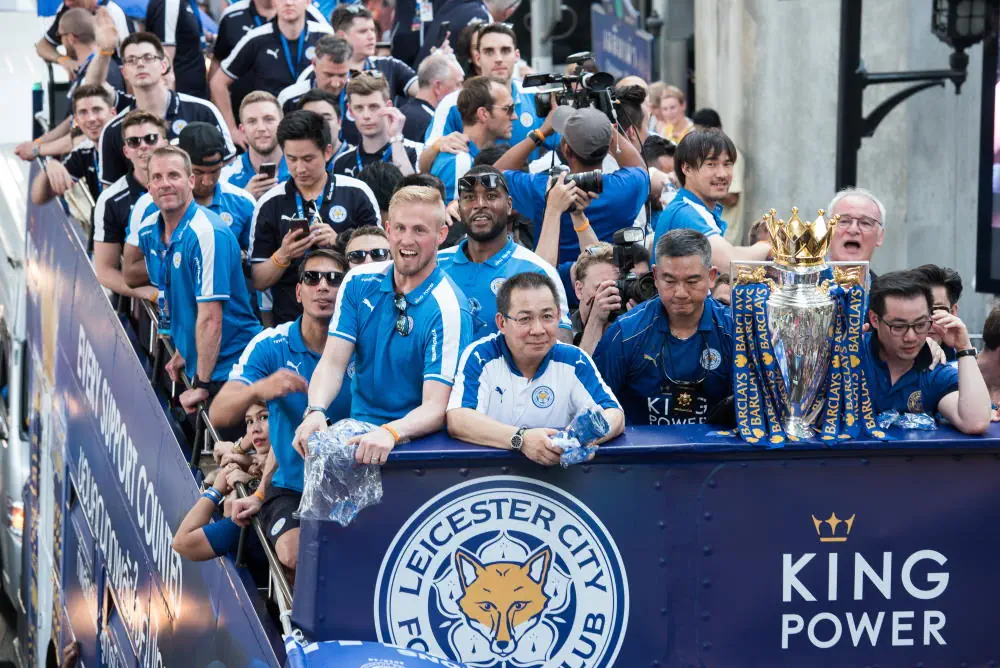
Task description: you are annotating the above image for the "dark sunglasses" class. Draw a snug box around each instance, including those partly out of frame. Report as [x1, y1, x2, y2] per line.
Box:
[349, 69, 384, 79]
[394, 293, 411, 336]
[346, 248, 391, 263]
[300, 270, 345, 287]
[125, 133, 161, 148]
[458, 173, 508, 194]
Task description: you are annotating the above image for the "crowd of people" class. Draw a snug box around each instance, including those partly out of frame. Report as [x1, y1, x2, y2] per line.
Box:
[17, 0, 998, 585]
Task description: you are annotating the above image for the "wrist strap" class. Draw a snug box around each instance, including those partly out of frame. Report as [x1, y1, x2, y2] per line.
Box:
[573, 218, 591, 233]
[382, 424, 401, 443]
[271, 252, 290, 268]
[529, 130, 545, 147]
[202, 488, 223, 505]
[56, 55, 70, 63]
[956, 347, 978, 359]
[254, 488, 266, 501]
[99, 49, 115, 57]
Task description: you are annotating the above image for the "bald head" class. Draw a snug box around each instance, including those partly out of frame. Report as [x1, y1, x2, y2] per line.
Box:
[60, 7, 95, 44]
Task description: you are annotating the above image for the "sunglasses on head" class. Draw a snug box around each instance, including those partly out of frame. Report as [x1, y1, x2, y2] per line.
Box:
[300, 270, 345, 287]
[349, 69, 384, 79]
[457, 173, 508, 194]
[394, 293, 411, 336]
[125, 133, 161, 148]
[346, 248, 391, 263]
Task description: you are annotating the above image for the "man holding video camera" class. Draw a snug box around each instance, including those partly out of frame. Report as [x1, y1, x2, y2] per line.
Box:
[495, 105, 649, 265]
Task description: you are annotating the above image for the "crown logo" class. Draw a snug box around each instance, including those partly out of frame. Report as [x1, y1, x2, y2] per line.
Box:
[762, 207, 840, 268]
[811, 512, 855, 542]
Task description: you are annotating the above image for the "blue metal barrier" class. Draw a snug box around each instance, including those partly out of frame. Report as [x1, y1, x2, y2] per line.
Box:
[293, 424, 1000, 667]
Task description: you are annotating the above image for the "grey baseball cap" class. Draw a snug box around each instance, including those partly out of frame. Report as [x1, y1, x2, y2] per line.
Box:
[551, 106, 611, 162]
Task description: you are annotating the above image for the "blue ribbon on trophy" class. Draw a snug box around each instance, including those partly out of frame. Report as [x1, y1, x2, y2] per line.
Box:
[731, 207, 886, 443]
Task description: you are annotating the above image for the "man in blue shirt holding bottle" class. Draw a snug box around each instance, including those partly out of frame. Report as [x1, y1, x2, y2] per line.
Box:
[215, 249, 353, 572]
[863, 270, 991, 434]
[651, 128, 770, 270]
[126, 146, 262, 413]
[293, 185, 473, 465]
[594, 229, 733, 426]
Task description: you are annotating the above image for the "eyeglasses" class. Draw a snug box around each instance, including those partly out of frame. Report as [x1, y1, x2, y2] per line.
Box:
[490, 102, 516, 116]
[503, 312, 558, 328]
[457, 172, 508, 194]
[346, 248, 391, 263]
[837, 215, 881, 231]
[879, 317, 933, 337]
[300, 270, 345, 287]
[124, 133, 162, 148]
[340, 3, 365, 13]
[123, 54, 162, 67]
[394, 293, 411, 336]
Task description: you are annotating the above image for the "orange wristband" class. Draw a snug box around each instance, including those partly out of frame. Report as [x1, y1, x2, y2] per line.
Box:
[271, 252, 290, 268]
[381, 424, 400, 443]
[254, 488, 265, 501]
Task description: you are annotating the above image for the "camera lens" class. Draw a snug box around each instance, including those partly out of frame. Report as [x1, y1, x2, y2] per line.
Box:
[566, 170, 603, 194]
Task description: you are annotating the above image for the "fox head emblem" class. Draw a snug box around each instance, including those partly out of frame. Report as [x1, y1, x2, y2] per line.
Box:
[454, 546, 552, 658]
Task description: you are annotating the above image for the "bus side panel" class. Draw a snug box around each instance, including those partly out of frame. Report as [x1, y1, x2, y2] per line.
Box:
[64, 503, 101, 667]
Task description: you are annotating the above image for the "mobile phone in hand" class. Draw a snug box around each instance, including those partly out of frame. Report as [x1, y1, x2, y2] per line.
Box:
[290, 217, 310, 238]
[259, 162, 277, 179]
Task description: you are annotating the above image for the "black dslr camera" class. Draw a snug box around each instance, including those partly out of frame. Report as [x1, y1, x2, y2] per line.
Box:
[523, 52, 618, 125]
[545, 164, 603, 196]
[611, 228, 657, 318]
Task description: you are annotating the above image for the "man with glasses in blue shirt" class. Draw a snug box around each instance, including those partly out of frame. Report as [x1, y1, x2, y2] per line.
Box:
[213, 249, 353, 573]
[447, 272, 623, 466]
[594, 229, 734, 426]
[438, 166, 571, 340]
[293, 185, 472, 465]
[863, 271, 990, 435]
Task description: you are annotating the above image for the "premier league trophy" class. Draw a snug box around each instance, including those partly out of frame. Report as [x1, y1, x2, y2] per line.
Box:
[731, 208, 883, 445]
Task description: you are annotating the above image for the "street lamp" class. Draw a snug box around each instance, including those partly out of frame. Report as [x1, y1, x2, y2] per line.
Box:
[834, 0, 998, 190]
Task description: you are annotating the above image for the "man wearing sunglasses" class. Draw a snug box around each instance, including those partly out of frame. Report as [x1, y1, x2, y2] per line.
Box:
[249, 110, 380, 325]
[438, 166, 572, 340]
[447, 272, 623, 466]
[292, 186, 473, 466]
[212, 249, 353, 574]
[95, 32, 236, 187]
[428, 76, 514, 203]
[862, 271, 990, 435]
[594, 230, 735, 427]
[342, 225, 391, 268]
[93, 110, 167, 303]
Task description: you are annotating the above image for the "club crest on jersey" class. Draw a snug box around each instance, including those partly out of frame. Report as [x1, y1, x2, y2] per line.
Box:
[490, 277, 506, 295]
[330, 205, 348, 223]
[375, 476, 629, 668]
[172, 119, 187, 135]
[907, 391, 924, 413]
[532, 386, 554, 408]
[520, 112, 534, 128]
[172, 251, 182, 269]
[305, 46, 316, 60]
[220, 212, 233, 225]
[700, 347, 722, 371]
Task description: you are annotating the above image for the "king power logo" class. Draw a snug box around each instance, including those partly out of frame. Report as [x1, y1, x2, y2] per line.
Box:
[781, 512, 949, 651]
[375, 476, 629, 667]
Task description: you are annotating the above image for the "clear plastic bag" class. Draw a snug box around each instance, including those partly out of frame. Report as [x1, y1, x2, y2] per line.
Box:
[876, 410, 937, 431]
[554, 408, 610, 468]
[297, 419, 384, 526]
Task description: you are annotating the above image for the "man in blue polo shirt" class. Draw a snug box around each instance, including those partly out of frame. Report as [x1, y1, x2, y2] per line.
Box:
[428, 76, 514, 202]
[447, 272, 623, 466]
[863, 270, 990, 434]
[221, 91, 290, 198]
[214, 249, 353, 572]
[438, 166, 571, 340]
[651, 128, 770, 269]
[594, 229, 734, 426]
[293, 185, 473, 465]
[494, 105, 649, 265]
[127, 146, 261, 413]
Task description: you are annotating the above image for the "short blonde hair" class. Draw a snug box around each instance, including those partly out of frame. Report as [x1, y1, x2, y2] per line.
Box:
[573, 242, 615, 283]
[239, 90, 282, 118]
[661, 85, 685, 105]
[347, 71, 390, 101]
[648, 81, 667, 108]
[149, 145, 192, 175]
[388, 186, 446, 227]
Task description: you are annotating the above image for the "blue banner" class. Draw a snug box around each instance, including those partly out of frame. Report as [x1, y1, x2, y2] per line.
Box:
[23, 173, 282, 667]
[285, 638, 470, 668]
[590, 4, 654, 82]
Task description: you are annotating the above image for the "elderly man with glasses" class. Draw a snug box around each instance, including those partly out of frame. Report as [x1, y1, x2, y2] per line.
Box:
[827, 187, 887, 271]
[862, 270, 990, 435]
[447, 271, 624, 466]
[293, 185, 473, 466]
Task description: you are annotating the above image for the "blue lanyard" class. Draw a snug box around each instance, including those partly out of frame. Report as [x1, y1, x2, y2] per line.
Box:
[279, 26, 307, 81]
[187, 0, 207, 49]
[91, 150, 102, 194]
[356, 144, 393, 173]
[295, 187, 326, 222]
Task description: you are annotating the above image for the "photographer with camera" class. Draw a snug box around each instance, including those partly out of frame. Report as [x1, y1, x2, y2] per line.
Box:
[593, 229, 734, 426]
[495, 105, 649, 265]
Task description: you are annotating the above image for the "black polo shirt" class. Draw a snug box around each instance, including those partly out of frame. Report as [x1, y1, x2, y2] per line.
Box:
[146, 0, 208, 99]
[97, 90, 235, 186]
[248, 174, 381, 323]
[61, 140, 101, 202]
[331, 141, 421, 178]
[221, 19, 333, 98]
[361, 56, 418, 104]
[398, 97, 434, 143]
[92, 172, 146, 245]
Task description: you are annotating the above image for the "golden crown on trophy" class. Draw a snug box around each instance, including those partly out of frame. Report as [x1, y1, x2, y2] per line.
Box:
[762, 207, 840, 268]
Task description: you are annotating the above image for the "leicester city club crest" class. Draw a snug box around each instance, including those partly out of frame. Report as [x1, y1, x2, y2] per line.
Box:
[700, 348, 722, 371]
[375, 477, 629, 668]
[330, 205, 348, 223]
[531, 386, 554, 408]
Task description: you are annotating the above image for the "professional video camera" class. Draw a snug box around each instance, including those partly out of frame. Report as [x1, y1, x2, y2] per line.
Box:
[523, 52, 618, 124]
[611, 227, 657, 318]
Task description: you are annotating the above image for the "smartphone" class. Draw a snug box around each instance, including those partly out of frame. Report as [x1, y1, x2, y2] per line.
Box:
[438, 20, 451, 44]
[259, 162, 277, 179]
[289, 217, 310, 238]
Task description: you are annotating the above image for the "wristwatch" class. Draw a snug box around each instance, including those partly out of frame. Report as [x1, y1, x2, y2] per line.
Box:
[302, 405, 327, 419]
[956, 347, 978, 359]
[510, 426, 528, 451]
[191, 375, 205, 390]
